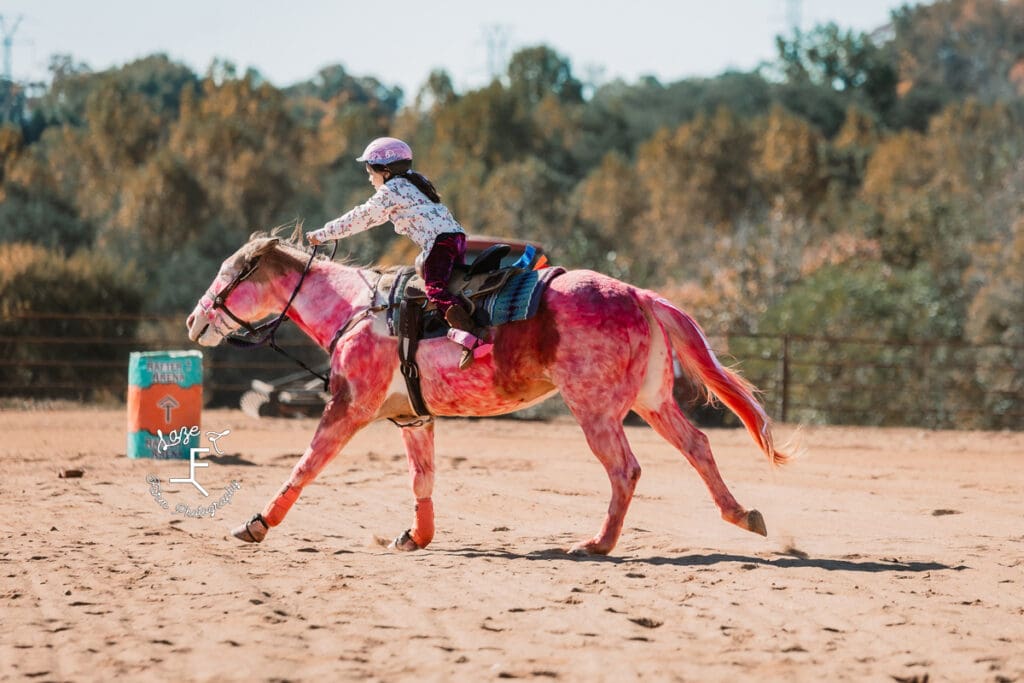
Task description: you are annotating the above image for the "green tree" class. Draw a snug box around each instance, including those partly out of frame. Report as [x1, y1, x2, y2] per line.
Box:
[33, 54, 93, 128]
[754, 261, 974, 427]
[773, 23, 897, 134]
[964, 215, 1024, 427]
[0, 80, 26, 130]
[0, 184, 94, 252]
[0, 242, 143, 398]
[506, 46, 583, 108]
[0, 123, 23, 186]
[413, 69, 457, 113]
[166, 73, 306, 239]
[776, 23, 898, 115]
[113, 149, 208, 249]
[474, 158, 574, 247]
[636, 107, 759, 263]
[860, 100, 1023, 289]
[430, 81, 530, 172]
[573, 151, 649, 281]
[753, 105, 826, 216]
[821, 107, 880, 208]
[890, 0, 1024, 104]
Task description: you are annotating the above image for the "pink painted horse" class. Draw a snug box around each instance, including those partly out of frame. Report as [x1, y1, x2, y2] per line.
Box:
[186, 231, 787, 555]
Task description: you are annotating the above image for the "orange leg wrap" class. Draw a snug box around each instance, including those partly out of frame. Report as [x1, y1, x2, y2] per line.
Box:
[409, 498, 434, 548]
[262, 484, 302, 527]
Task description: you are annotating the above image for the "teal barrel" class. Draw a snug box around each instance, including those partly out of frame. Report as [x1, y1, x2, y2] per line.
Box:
[126, 350, 203, 459]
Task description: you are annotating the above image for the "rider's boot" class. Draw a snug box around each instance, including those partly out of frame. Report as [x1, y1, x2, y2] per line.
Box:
[444, 304, 475, 332]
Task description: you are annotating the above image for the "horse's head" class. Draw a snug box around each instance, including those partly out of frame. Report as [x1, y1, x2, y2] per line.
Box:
[186, 233, 307, 346]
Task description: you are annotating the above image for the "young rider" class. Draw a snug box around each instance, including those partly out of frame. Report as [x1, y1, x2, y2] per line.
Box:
[306, 137, 479, 357]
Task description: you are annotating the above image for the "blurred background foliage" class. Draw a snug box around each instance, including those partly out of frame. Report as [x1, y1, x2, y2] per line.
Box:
[1, 0, 1022, 427]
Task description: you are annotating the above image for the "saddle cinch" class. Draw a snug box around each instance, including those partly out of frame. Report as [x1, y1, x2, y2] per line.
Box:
[380, 244, 564, 419]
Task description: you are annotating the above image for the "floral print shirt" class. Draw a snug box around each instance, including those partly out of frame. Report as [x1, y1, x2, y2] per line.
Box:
[308, 177, 464, 253]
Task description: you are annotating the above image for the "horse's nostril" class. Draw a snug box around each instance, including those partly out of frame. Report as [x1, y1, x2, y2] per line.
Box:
[187, 313, 195, 330]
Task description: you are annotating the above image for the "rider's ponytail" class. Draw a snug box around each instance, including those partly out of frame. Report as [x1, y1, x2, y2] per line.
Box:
[399, 170, 441, 204]
[371, 160, 441, 203]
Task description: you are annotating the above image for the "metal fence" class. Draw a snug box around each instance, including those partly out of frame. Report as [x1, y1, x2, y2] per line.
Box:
[2, 312, 1022, 430]
[721, 333, 1023, 430]
[0, 311, 323, 404]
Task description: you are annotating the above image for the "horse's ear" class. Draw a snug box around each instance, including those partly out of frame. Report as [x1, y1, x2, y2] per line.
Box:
[253, 238, 280, 257]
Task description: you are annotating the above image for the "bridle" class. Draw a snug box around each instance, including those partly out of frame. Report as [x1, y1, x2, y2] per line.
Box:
[207, 243, 333, 390]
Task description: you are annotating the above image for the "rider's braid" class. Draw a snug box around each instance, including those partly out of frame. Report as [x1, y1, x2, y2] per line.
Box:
[370, 159, 441, 203]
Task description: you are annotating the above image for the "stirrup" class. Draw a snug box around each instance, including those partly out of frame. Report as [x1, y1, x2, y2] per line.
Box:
[447, 328, 482, 370]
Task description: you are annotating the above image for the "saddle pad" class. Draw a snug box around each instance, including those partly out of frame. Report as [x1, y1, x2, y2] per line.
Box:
[478, 266, 565, 326]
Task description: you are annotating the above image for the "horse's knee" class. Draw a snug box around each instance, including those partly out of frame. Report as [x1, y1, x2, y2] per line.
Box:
[611, 462, 641, 495]
[627, 462, 641, 485]
[685, 429, 712, 460]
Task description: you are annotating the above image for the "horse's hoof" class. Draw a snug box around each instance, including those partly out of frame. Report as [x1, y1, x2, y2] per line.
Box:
[568, 540, 612, 556]
[232, 514, 269, 543]
[388, 529, 420, 551]
[744, 509, 768, 536]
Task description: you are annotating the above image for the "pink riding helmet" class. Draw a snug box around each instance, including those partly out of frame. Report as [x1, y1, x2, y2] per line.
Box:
[356, 137, 413, 165]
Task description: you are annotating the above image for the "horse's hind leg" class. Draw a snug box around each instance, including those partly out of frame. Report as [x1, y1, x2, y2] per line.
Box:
[390, 420, 436, 551]
[633, 398, 766, 536]
[564, 410, 642, 555]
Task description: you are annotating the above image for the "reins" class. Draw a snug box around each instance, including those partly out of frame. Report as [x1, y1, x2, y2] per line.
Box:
[213, 242, 336, 391]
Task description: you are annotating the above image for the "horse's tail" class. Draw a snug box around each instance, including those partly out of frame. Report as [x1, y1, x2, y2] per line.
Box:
[646, 295, 788, 466]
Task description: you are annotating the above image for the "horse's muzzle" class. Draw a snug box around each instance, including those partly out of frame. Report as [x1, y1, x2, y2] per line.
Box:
[185, 310, 211, 344]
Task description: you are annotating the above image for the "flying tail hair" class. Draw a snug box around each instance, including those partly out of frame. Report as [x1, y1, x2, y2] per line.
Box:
[647, 296, 788, 466]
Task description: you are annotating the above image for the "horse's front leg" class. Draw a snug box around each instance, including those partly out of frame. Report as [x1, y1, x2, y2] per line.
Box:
[232, 382, 382, 543]
[389, 420, 437, 551]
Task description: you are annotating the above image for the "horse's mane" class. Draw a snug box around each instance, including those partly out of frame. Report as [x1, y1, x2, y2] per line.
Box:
[366, 263, 408, 275]
[243, 220, 408, 278]
[239, 221, 322, 281]
[247, 221, 315, 256]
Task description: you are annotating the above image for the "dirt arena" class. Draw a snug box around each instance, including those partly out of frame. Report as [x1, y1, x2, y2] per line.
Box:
[1, 407, 1021, 682]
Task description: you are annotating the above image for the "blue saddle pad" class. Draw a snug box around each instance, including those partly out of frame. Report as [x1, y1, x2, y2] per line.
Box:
[478, 266, 564, 326]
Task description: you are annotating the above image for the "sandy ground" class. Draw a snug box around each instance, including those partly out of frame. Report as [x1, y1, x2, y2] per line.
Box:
[0, 407, 1022, 682]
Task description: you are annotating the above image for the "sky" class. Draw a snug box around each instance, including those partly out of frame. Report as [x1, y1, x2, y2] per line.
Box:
[1, 1, 917, 98]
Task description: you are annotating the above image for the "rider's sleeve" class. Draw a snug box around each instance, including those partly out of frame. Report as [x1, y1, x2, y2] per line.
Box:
[309, 185, 396, 242]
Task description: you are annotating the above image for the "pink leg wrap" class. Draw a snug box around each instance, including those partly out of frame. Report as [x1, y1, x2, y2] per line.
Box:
[409, 497, 434, 548]
[262, 484, 302, 527]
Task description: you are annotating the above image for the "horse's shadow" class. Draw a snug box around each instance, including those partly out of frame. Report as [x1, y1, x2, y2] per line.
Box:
[205, 453, 259, 466]
[438, 547, 966, 573]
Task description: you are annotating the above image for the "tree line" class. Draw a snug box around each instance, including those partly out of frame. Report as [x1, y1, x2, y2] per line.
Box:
[1, 0, 1022, 427]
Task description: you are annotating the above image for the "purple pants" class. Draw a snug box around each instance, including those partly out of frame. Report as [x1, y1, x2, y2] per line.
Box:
[422, 232, 466, 313]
